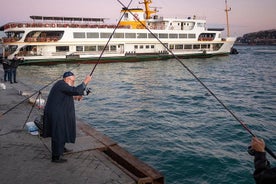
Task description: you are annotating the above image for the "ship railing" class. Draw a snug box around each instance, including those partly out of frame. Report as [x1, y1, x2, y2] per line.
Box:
[24, 36, 60, 42]
[198, 37, 214, 41]
[2, 37, 21, 43]
[4, 22, 131, 30]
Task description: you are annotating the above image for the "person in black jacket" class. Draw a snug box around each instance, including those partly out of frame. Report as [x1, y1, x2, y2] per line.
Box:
[2, 56, 11, 82]
[250, 137, 276, 184]
[10, 54, 24, 83]
[43, 71, 92, 163]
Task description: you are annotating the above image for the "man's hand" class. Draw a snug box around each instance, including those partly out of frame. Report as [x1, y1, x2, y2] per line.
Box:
[83, 75, 92, 85]
[251, 137, 265, 152]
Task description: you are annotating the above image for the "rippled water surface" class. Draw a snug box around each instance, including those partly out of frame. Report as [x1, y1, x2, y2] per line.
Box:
[19, 46, 276, 184]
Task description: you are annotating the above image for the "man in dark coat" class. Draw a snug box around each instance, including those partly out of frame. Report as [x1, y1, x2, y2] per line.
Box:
[10, 54, 24, 83]
[250, 137, 276, 184]
[43, 71, 92, 163]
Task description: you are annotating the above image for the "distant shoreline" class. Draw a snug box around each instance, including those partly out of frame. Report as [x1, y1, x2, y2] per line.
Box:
[234, 43, 276, 46]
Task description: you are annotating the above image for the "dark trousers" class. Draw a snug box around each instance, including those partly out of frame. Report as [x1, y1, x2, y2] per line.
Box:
[4, 69, 11, 81]
[51, 139, 65, 158]
[10, 68, 17, 82]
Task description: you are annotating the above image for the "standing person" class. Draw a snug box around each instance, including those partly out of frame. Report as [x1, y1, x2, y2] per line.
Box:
[2, 56, 11, 82]
[43, 71, 92, 163]
[249, 137, 276, 183]
[10, 54, 24, 83]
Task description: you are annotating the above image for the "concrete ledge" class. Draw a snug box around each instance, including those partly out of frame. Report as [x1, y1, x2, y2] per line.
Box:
[104, 144, 164, 184]
[78, 121, 165, 184]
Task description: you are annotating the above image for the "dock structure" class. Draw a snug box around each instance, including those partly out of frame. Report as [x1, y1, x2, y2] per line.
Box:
[0, 68, 164, 184]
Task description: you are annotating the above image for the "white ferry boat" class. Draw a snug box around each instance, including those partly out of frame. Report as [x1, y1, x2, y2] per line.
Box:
[0, 0, 236, 65]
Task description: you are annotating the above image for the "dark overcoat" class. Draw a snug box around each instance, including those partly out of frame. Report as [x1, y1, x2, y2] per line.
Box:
[43, 80, 86, 145]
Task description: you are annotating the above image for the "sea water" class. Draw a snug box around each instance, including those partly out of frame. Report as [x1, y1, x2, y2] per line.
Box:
[18, 45, 276, 184]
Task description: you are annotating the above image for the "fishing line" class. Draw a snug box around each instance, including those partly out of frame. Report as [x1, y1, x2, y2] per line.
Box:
[89, 0, 134, 76]
[116, 0, 276, 159]
[0, 64, 81, 118]
[0, 1, 134, 119]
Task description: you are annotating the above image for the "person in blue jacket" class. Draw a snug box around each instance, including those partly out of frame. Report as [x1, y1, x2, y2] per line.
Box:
[43, 71, 92, 163]
[250, 137, 276, 184]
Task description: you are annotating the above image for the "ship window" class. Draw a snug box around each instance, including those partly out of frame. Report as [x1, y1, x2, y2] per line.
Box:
[159, 33, 168, 39]
[98, 45, 108, 51]
[169, 34, 178, 38]
[197, 23, 204, 27]
[151, 45, 154, 49]
[139, 45, 144, 49]
[213, 43, 223, 51]
[184, 45, 192, 49]
[5, 45, 18, 55]
[123, 13, 129, 20]
[148, 33, 158, 38]
[56, 46, 69, 52]
[175, 44, 183, 49]
[201, 44, 207, 49]
[193, 44, 200, 49]
[84, 45, 96, 51]
[146, 45, 150, 49]
[73, 32, 85, 38]
[76, 46, 83, 51]
[169, 45, 174, 50]
[113, 33, 124, 38]
[179, 34, 187, 38]
[100, 33, 112, 38]
[25, 31, 64, 42]
[125, 33, 136, 38]
[188, 34, 196, 38]
[5, 31, 24, 40]
[137, 33, 147, 38]
[134, 45, 138, 49]
[87, 32, 99, 38]
[110, 45, 116, 51]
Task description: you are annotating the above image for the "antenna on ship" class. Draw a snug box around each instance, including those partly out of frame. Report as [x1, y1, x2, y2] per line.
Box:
[225, 0, 231, 37]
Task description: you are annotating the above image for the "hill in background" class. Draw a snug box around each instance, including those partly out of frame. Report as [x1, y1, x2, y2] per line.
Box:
[236, 29, 276, 45]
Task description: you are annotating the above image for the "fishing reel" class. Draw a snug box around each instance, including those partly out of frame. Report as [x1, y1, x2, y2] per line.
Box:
[247, 146, 256, 156]
[85, 87, 92, 96]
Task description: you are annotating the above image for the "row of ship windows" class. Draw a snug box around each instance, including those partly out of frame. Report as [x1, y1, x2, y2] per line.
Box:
[73, 32, 196, 39]
[56, 44, 211, 52]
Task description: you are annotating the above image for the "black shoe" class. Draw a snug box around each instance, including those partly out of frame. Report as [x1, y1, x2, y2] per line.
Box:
[52, 156, 67, 163]
[14, 81, 18, 83]
[64, 147, 73, 153]
[10, 82, 13, 84]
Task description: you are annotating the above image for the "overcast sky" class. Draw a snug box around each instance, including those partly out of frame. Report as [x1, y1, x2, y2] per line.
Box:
[0, 0, 275, 36]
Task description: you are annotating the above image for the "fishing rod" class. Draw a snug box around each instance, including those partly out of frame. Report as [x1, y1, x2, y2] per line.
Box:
[89, 0, 134, 76]
[116, 0, 276, 160]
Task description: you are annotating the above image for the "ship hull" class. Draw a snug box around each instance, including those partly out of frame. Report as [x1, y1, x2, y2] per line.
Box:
[20, 51, 230, 65]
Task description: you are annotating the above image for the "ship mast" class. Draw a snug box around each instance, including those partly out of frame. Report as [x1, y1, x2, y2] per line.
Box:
[140, 0, 156, 19]
[225, 0, 231, 37]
